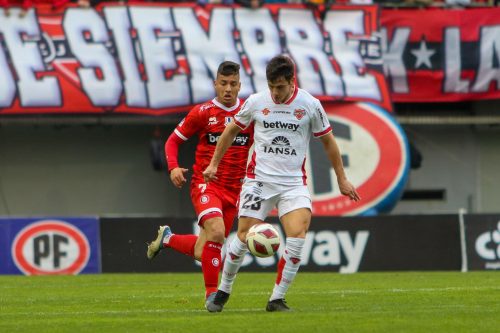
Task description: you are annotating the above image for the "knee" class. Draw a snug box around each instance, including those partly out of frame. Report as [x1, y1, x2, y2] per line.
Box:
[288, 230, 307, 239]
[204, 219, 225, 243]
[236, 219, 259, 242]
[236, 230, 247, 243]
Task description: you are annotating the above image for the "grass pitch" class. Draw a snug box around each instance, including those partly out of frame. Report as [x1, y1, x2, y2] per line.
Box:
[0, 272, 498, 332]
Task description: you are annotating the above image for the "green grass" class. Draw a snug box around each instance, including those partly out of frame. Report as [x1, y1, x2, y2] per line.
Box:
[0, 272, 498, 332]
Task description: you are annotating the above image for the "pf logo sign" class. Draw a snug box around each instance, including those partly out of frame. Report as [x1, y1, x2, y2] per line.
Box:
[11, 220, 90, 275]
[308, 103, 409, 215]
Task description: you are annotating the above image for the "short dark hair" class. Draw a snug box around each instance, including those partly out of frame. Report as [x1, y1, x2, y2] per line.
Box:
[266, 55, 294, 83]
[217, 61, 240, 76]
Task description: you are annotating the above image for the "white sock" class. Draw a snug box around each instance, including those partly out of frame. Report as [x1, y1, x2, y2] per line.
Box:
[218, 237, 248, 294]
[270, 237, 304, 301]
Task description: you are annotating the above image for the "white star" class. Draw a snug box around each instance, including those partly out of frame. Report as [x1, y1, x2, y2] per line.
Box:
[411, 40, 435, 69]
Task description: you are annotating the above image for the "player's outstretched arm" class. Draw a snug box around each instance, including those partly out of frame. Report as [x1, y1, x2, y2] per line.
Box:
[203, 121, 242, 182]
[319, 132, 361, 202]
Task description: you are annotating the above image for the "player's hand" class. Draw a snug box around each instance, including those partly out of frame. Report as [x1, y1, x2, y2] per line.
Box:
[202, 165, 218, 183]
[338, 177, 361, 201]
[170, 167, 189, 188]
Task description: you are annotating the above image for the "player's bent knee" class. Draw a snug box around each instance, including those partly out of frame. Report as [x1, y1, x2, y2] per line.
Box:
[236, 230, 248, 243]
[236, 217, 263, 242]
[207, 229, 225, 243]
[203, 219, 225, 243]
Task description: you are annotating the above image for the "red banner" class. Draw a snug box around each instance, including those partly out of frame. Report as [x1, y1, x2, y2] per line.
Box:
[0, 3, 390, 115]
[381, 7, 500, 103]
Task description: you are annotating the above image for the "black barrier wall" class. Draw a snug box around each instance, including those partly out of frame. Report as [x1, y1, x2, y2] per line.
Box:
[464, 214, 500, 270]
[100, 217, 198, 273]
[100, 215, 462, 273]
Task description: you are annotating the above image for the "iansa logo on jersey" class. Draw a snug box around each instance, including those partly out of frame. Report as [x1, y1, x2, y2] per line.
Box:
[307, 103, 409, 216]
[272, 136, 290, 146]
[11, 220, 90, 275]
[264, 136, 297, 155]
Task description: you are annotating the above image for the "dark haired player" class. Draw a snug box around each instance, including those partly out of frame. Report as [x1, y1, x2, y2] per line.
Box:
[204, 55, 360, 312]
[147, 61, 253, 311]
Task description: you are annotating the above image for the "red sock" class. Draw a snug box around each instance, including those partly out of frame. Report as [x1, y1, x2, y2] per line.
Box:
[275, 256, 286, 285]
[167, 234, 197, 258]
[201, 241, 223, 297]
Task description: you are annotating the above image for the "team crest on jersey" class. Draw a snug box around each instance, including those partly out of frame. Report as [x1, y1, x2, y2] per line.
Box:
[200, 195, 209, 204]
[262, 108, 271, 116]
[224, 117, 232, 126]
[208, 116, 217, 125]
[294, 109, 305, 120]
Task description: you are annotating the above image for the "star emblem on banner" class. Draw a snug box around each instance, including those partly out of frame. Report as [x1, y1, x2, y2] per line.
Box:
[411, 39, 436, 69]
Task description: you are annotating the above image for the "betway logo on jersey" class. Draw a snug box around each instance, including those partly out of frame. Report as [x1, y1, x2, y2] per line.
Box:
[207, 133, 250, 146]
[263, 121, 299, 131]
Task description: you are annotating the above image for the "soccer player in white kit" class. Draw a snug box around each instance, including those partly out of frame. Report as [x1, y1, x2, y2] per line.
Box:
[203, 55, 360, 312]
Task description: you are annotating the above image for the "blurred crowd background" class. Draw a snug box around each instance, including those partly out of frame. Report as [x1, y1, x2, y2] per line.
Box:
[0, 0, 498, 18]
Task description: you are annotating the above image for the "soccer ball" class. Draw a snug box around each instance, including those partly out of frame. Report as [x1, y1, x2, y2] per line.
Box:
[246, 223, 281, 258]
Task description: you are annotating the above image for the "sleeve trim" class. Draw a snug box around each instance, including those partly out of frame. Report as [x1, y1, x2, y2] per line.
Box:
[313, 127, 332, 138]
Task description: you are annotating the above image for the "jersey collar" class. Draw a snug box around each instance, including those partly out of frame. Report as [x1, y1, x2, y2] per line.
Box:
[212, 98, 241, 112]
[271, 85, 299, 105]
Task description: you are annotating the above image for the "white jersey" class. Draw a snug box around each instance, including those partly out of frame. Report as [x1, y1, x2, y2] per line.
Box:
[234, 87, 331, 185]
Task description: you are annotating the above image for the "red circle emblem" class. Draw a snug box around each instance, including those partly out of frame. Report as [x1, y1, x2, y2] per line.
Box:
[11, 220, 90, 275]
[312, 103, 409, 215]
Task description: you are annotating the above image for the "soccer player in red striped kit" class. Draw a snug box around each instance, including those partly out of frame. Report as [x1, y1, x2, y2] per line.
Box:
[146, 61, 253, 311]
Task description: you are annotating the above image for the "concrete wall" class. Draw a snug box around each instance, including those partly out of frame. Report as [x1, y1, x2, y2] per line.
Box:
[0, 125, 195, 217]
[0, 123, 498, 216]
[477, 128, 500, 212]
[392, 125, 500, 214]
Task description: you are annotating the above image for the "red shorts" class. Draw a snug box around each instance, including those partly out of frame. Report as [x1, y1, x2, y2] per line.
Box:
[190, 181, 240, 237]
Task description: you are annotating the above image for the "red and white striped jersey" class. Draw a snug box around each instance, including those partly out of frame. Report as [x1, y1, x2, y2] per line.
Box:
[234, 87, 331, 185]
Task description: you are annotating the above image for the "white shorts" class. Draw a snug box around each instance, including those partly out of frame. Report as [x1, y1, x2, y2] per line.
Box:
[238, 179, 312, 221]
